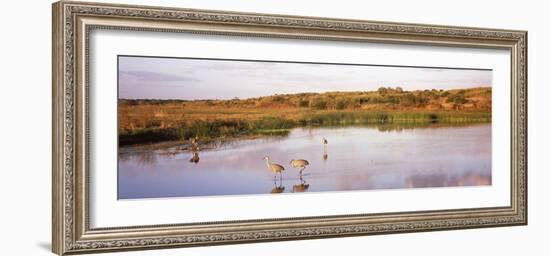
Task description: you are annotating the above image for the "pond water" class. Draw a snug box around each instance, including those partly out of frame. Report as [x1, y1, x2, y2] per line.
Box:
[118, 124, 491, 199]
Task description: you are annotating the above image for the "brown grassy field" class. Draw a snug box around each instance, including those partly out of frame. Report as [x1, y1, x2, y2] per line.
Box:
[119, 87, 491, 146]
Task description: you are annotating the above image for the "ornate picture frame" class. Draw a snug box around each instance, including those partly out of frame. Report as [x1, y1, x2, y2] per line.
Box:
[52, 1, 527, 255]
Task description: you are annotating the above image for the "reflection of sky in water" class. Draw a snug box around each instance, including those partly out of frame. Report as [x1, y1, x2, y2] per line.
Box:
[118, 124, 491, 199]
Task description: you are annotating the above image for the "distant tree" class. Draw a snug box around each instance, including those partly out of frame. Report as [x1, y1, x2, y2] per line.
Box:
[395, 87, 404, 93]
[446, 94, 468, 104]
[387, 95, 399, 104]
[378, 87, 389, 95]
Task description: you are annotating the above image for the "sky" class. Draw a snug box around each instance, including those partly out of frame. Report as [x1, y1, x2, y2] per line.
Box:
[118, 56, 492, 100]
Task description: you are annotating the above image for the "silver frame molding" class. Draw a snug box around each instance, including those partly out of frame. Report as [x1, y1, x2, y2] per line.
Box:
[52, 1, 527, 255]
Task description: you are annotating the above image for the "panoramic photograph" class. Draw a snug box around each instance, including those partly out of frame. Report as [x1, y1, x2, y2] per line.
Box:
[117, 55, 492, 199]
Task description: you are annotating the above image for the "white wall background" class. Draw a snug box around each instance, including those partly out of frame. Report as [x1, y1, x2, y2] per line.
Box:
[0, 0, 547, 255]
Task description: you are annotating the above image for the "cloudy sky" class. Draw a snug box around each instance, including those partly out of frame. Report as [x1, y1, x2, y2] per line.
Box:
[118, 56, 492, 100]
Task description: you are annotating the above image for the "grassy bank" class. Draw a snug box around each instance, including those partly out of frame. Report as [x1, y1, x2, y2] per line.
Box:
[119, 87, 492, 146]
[119, 110, 491, 146]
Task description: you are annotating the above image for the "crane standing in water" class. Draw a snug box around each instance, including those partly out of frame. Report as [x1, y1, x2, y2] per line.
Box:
[290, 159, 309, 175]
[189, 136, 200, 163]
[264, 156, 285, 180]
[322, 137, 328, 160]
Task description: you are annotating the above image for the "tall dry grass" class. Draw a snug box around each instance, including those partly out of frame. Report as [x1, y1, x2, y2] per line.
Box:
[119, 87, 492, 146]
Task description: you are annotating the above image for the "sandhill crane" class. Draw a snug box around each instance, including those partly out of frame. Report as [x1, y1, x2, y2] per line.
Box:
[290, 159, 309, 175]
[321, 137, 328, 160]
[264, 156, 285, 179]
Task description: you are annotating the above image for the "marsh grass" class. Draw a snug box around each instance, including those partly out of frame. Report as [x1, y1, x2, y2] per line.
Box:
[119, 87, 492, 146]
[119, 111, 491, 146]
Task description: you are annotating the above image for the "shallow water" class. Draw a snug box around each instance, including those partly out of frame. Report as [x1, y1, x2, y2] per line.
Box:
[118, 124, 491, 199]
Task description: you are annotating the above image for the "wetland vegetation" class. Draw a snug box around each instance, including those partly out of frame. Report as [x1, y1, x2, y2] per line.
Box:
[118, 87, 492, 146]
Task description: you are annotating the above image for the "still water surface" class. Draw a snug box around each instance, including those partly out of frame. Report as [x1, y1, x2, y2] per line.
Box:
[118, 124, 491, 199]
